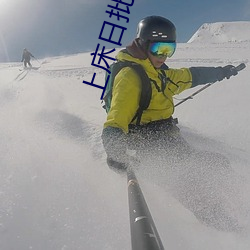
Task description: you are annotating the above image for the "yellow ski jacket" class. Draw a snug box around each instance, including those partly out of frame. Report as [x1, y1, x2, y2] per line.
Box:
[104, 50, 193, 133]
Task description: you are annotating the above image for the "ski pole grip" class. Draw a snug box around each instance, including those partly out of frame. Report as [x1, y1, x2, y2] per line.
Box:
[235, 63, 246, 72]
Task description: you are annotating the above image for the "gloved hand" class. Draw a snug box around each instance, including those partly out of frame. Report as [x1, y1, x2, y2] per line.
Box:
[102, 126, 128, 173]
[107, 155, 140, 174]
[107, 157, 128, 174]
[221, 65, 238, 80]
[102, 127, 140, 174]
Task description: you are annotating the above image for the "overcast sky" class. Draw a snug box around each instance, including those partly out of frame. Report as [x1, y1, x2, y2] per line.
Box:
[0, 0, 250, 62]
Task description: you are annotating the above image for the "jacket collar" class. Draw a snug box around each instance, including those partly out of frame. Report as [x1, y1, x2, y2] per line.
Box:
[126, 38, 148, 60]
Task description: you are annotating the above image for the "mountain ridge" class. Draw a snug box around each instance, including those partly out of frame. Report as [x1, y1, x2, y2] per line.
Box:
[188, 21, 250, 43]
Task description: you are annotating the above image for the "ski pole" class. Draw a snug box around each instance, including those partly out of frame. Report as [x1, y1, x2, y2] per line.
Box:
[33, 57, 41, 65]
[127, 168, 165, 250]
[174, 63, 246, 108]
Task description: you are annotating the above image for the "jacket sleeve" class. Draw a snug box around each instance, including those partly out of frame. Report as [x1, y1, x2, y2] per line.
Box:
[189, 67, 225, 87]
[104, 66, 141, 133]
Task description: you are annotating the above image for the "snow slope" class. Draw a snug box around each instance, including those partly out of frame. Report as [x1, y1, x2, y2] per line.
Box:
[188, 21, 250, 43]
[1, 27, 250, 249]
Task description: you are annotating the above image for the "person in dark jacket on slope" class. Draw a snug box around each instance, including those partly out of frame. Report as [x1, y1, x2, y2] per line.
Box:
[101, 16, 245, 231]
[21, 48, 34, 68]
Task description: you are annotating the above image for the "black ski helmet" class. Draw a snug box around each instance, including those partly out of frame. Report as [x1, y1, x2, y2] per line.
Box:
[136, 16, 176, 43]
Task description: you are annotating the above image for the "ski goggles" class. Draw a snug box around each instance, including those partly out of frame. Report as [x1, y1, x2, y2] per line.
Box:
[149, 42, 176, 58]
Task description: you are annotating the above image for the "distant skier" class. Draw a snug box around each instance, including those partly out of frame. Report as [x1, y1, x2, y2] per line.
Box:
[21, 48, 34, 68]
[102, 16, 246, 232]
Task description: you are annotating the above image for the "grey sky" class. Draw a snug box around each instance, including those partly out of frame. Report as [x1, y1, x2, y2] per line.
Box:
[0, 0, 249, 62]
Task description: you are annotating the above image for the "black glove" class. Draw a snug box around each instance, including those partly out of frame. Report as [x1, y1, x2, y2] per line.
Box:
[102, 127, 141, 174]
[220, 65, 238, 80]
[102, 127, 128, 173]
[107, 154, 140, 174]
[107, 157, 128, 174]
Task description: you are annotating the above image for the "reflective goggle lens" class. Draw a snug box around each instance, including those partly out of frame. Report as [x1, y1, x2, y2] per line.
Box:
[149, 42, 176, 58]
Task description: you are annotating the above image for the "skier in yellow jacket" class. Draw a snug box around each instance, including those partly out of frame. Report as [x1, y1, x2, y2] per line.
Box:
[102, 16, 239, 168]
[102, 16, 244, 231]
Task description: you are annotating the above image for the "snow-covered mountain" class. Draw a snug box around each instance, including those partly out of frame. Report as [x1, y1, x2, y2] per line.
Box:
[188, 21, 250, 43]
[1, 22, 250, 250]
